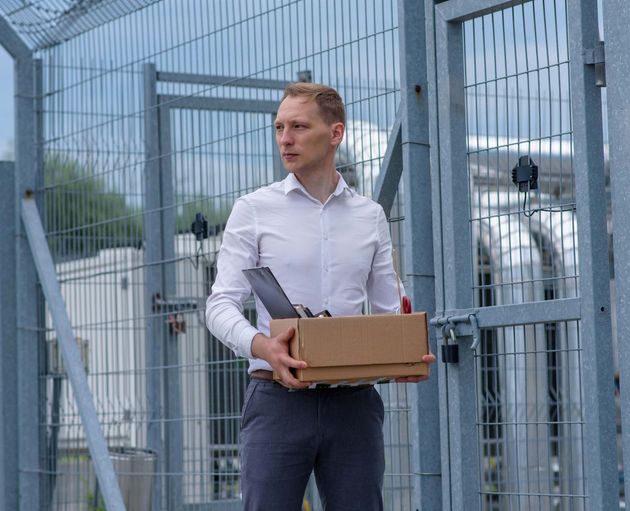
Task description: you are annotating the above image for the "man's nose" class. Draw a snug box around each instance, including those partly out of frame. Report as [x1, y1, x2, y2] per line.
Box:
[279, 129, 293, 145]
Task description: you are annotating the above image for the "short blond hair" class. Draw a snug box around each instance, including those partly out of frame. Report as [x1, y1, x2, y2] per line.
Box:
[280, 83, 346, 125]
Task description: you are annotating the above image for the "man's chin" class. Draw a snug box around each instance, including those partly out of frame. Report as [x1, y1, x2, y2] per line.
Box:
[283, 163, 300, 173]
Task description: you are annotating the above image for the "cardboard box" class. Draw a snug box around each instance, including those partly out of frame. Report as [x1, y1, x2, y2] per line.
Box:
[269, 312, 429, 384]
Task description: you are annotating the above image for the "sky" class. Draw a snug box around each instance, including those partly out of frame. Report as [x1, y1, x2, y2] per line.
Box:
[0, 44, 13, 160]
[0, 0, 606, 167]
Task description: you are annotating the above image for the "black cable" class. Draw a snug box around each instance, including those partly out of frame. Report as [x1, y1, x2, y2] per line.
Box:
[522, 190, 576, 217]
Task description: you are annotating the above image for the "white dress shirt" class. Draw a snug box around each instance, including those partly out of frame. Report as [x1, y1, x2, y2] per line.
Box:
[205, 172, 403, 373]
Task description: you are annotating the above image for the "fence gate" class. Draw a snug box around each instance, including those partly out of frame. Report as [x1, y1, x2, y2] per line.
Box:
[143, 66, 290, 509]
[428, 1, 617, 510]
[143, 66, 415, 510]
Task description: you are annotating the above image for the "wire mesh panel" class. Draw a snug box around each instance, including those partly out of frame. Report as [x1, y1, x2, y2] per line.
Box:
[476, 321, 585, 510]
[31, 1, 409, 509]
[462, 1, 585, 509]
[464, 0, 576, 307]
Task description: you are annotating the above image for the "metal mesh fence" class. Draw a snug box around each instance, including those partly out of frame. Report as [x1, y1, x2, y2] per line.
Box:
[464, 0, 577, 308]
[34, 1, 408, 509]
[476, 321, 585, 510]
[4, 0, 608, 508]
[463, 1, 586, 509]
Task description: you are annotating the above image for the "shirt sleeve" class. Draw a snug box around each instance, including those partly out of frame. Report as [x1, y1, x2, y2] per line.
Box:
[366, 206, 405, 314]
[205, 197, 261, 358]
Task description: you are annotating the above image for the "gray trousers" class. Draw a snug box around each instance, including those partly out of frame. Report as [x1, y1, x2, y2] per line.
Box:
[240, 380, 385, 511]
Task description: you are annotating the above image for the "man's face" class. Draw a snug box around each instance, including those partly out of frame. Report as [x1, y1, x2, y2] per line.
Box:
[274, 96, 343, 175]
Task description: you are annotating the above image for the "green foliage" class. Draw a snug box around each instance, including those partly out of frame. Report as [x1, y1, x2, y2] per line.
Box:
[85, 489, 106, 511]
[44, 154, 232, 260]
[44, 154, 143, 259]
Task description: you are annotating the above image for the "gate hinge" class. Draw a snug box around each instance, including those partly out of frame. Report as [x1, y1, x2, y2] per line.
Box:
[583, 40, 606, 87]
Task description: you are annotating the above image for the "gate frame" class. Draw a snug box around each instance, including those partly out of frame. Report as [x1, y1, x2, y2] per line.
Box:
[143, 65, 290, 509]
[430, 0, 618, 508]
[398, 1, 443, 509]
[603, 0, 630, 504]
[566, 0, 618, 507]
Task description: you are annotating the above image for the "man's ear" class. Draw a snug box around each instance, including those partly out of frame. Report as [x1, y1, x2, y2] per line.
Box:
[330, 122, 345, 146]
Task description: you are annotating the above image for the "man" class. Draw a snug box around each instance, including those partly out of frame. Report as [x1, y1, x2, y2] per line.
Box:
[206, 83, 436, 510]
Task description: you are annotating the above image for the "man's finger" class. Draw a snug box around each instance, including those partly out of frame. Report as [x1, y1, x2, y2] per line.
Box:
[282, 354, 307, 370]
[422, 353, 436, 364]
[279, 369, 310, 389]
[275, 327, 295, 343]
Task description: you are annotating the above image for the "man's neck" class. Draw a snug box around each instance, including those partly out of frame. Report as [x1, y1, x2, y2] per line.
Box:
[292, 168, 340, 204]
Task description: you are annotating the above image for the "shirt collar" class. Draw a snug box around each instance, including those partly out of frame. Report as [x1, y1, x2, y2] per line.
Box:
[283, 172, 355, 198]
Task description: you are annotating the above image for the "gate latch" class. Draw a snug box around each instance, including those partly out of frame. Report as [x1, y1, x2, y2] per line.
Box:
[430, 312, 481, 364]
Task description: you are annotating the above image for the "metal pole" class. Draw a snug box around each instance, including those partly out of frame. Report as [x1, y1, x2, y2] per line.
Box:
[143, 62, 164, 511]
[0, 28, 29, 511]
[567, 1, 618, 508]
[398, 1, 442, 509]
[424, 2, 450, 508]
[32, 57, 50, 511]
[373, 113, 402, 217]
[158, 105, 184, 509]
[601, 0, 630, 503]
[433, 3, 480, 509]
[0, 15, 29, 59]
[14, 51, 42, 511]
[0, 161, 18, 511]
[21, 197, 126, 511]
[0, 35, 27, 511]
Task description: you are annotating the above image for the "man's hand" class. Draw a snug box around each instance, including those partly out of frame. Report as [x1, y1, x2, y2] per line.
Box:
[251, 328, 311, 389]
[395, 352, 437, 383]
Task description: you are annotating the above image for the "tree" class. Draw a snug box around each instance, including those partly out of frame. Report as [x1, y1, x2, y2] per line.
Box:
[44, 154, 232, 260]
[44, 154, 143, 259]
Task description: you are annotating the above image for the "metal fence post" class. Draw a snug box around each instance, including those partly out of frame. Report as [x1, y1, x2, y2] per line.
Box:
[373, 114, 402, 216]
[602, 0, 630, 504]
[0, 161, 18, 511]
[424, 3, 451, 508]
[398, 1, 442, 509]
[143, 62, 165, 511]
[144, 63, 184, 510]
[33, 58, 52, 510]
[0, 16, 27, 58]
[15, 51, 43, 511]
[567, 1, 619, 508]
[0, 28, 27, 509]
[432, 4, 480, 509]
[158, 104, 184, 509]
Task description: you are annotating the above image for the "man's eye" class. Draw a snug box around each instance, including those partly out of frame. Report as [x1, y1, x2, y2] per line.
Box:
[275, 125, 283, 131]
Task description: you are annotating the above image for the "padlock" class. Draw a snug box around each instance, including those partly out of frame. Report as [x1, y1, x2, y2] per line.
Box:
[441, 324, 459, 364]
[441, 343, 459, 364]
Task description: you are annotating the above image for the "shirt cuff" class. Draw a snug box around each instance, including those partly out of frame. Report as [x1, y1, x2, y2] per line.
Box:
[237, 324, 261, 359]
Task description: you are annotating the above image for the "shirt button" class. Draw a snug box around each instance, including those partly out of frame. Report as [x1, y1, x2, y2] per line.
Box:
[323, 233, 328, 240]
